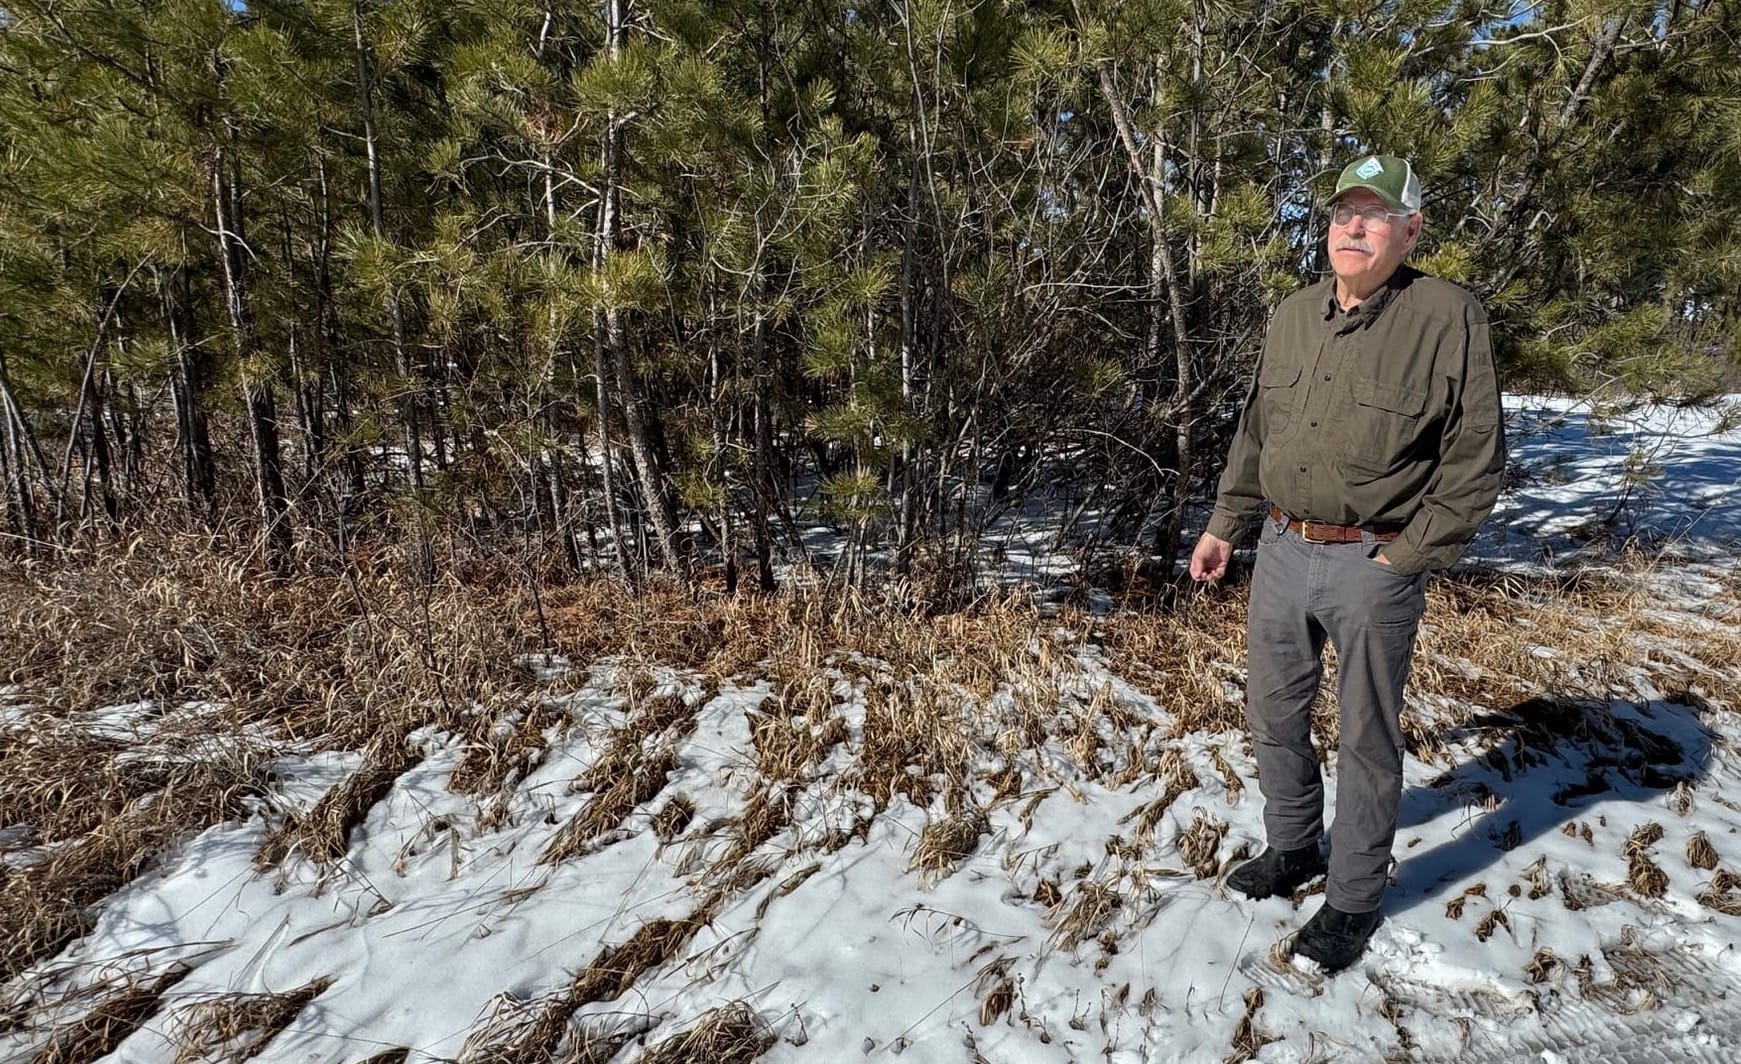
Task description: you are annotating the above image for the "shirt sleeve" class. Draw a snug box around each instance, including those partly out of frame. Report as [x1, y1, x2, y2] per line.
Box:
[1204, 339, 1270, 544]
[1382, 304, 1506, 573]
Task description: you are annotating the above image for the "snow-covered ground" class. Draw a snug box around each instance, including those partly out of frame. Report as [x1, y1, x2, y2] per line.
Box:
[3, 395, 1740, 1063]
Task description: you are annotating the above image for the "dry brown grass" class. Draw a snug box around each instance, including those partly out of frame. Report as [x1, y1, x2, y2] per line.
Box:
[706, 785, 796, 892]
[1096, 564, 1739, 767]
[911, 808, 989, 879]
[459, 902, 716, 1064]
[1687, 831, 1720, 871]
[1051, 877, 1123, 952]
[1225, 986, 1277, 1064]
[1100, 593, 1248, 735]
[1696, 869, 1741, 916]
[651, 794, 696, 842]
[449, 702, 564, 798]
[541, 747, 678, 865]
[1177, 810, 1228, 879]
[2, 529, 1736, 1059]
[538, 687, 705, 865]
[747, 692, 849, 784]
[169, 976, 330, 1064]
[973, 955, 1016, 1026]
[25, 962, 190, 1064]
[0, 535, 542, 964]
[569, 904, 716, 1007]
[1, 776, 255, 985]
[258, 734, 419, 869]
[1524, 948, 1560, 984]
[636, 1002, 773, 1064]
[1624, 823, 1670, 899]
[1119, 749, 1201, 841]
[0, 538, 532, 747]
[1474, 908, 1510, 943]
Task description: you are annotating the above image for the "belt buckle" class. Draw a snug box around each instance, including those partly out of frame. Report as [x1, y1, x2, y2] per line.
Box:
[1299, 520, 1328, 544]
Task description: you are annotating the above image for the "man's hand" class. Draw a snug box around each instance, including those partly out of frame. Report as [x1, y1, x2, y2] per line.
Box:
[1374, 553, 1392, 566]
[1189, 532, 1234, 583]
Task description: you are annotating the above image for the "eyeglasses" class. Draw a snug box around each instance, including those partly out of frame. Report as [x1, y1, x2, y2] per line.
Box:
[1329, 203, 1415, 228]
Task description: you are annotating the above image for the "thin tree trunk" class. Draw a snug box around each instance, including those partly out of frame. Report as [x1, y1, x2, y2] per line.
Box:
[1094, 57, 1195, 569]
[599, 0, 680, 574]
[353, 1, 424, 497]
[164, 261, 216, 523]
[0, 346, 44, 547]
[212, 143, 291, 571]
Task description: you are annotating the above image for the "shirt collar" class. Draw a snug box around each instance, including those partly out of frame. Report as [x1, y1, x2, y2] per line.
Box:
[1320, 264, 1416, 327]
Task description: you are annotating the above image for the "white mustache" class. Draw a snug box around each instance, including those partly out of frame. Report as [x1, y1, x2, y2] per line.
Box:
[1336, 240, 1373, 253]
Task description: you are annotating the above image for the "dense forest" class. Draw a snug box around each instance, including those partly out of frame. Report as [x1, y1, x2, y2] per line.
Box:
[1, 0, 1736, 586]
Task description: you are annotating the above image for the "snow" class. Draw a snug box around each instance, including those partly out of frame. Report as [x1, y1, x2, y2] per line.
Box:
[4, 395, 1741, 1063]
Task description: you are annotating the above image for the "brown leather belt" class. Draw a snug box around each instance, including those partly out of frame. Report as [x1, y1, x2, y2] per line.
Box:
[1268, 504, 1404, 544]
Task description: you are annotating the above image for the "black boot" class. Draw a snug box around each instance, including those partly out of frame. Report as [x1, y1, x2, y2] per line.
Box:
[1225, 844, 1327, 899]
[1292, 903, 1383, 971]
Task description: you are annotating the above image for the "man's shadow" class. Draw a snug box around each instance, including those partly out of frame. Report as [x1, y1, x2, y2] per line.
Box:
[1383, 691, 1715, 916]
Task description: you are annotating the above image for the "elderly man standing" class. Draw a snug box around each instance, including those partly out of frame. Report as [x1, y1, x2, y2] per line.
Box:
[1189, 155, 1505, 971]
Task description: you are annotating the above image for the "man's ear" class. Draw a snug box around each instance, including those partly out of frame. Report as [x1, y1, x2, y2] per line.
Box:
[1405, 213, 1423, 254]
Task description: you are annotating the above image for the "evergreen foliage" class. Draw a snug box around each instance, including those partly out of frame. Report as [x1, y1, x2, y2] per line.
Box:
[0, 0, 1735, 580]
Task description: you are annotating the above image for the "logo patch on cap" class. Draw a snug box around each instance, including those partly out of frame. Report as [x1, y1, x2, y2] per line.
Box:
[1356, 157, 1384, 179]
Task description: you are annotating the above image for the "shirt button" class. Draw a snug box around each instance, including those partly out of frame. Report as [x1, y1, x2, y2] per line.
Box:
[1298, 466, 1307, 473]
[1310, 420, 1318, 427]
[1322, 374, 1331, 381]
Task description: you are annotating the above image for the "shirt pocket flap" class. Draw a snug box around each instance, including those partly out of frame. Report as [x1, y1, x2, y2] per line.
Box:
[1354, 377, 1427, 416]
[1259, 360, 1302, 387]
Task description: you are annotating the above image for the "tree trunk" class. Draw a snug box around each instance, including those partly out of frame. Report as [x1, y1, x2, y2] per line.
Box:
[598, 0, 680, 574]
[353, 1, 424, 496]
[164, 262, 216, 523]
[0, 346, 44, 548]
[212, 143, 291, 571]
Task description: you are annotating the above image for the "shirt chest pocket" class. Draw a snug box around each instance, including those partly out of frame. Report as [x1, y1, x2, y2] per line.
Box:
[1258, 360, 1303, 434]
[1347, 377, 1430, 471]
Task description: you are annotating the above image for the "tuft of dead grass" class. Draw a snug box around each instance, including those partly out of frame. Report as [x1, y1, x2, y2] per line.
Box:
[459, 998, 651, 1064]
[1051, 877, 1123, 952]
[636, 1002, 773, 1064]
[169, 976, 331, 1064]
[449, 702, 563, 799]
[1, 776, 255, 985]
[258, 734, 419, 869]
[26, 963, 191, 1064]
[1524, 948, 1560, 984]
[651, 794, 696, 843]
[1696, 869, 1741, 916]
[1177, 810, 1227, 879]
[541, 747, 678, 866]
[539, 688, 706, 865]
[1225, 986, 1278, 1064]
[973, 955, 1016, 1027]
[1474, 908, 1510, 943]
[460, 903, 716, 1064]
[1686, 831, 1720, 871]
[1119, 749, 1200, 841]
[1624, 823, 1670, 899]
[748, 687, 849, 784]
[1099, 593, 1247, 736]
[911, 808, 989, 880]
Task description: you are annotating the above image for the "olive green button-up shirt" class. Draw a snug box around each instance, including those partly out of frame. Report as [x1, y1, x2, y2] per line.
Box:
[1205, 264, 1505, 574]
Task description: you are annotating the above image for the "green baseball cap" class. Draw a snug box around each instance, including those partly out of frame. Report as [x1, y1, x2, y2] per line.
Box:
[1329, 154, 1422, 213]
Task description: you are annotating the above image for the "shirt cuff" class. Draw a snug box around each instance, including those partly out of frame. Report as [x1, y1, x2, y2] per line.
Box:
[1379, 538, 1430, 574]
[1205, 509, 1257, 544]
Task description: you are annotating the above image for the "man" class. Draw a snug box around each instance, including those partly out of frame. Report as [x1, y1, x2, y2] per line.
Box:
[1189, 155, 1505, 971]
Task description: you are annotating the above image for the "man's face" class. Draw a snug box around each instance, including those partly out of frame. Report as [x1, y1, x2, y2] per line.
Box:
[1327, 188, 1421, 292]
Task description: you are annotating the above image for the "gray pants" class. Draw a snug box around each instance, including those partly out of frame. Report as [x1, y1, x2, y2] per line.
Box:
[1245, 511, 1427, 912]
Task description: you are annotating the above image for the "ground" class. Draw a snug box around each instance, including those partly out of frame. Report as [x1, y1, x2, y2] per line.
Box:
[2, 395, 1739, 1064]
